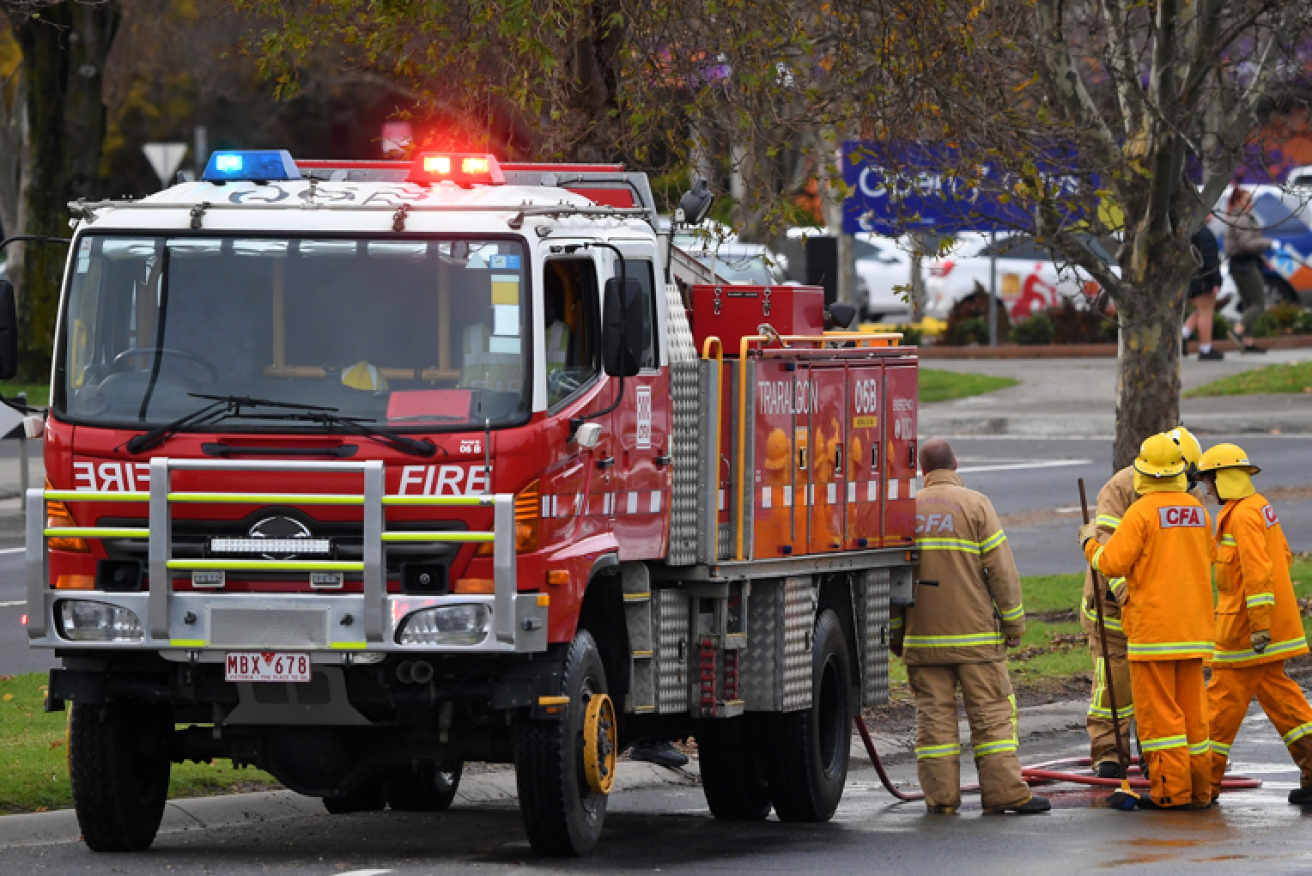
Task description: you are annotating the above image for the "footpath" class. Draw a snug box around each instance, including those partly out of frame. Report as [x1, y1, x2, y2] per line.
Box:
[0, 698, 1087, 848]
[920, 347, 1312, 437]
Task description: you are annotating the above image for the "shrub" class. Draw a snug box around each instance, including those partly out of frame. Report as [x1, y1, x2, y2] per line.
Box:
[1011, 312, 1056, 345]
[942, 282, 1011, 345]
[1046, 298, 1112, 344]
[1253, 301, 1303, 337]
[1293, 310, 1312, 336]
[891, 324, 923, 346]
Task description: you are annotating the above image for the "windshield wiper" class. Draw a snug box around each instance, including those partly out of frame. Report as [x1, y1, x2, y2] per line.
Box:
[126, 393, 437, 458]
[126, 394, 341, 455]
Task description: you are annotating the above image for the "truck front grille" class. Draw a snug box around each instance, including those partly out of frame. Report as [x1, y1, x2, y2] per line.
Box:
[209, 608, 329, 648]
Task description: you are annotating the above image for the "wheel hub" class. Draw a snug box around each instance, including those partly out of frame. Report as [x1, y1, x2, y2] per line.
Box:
[582, 692, 617, 795]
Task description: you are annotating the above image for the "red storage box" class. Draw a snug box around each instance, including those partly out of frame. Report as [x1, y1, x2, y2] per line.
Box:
[691, 284, 826, 353]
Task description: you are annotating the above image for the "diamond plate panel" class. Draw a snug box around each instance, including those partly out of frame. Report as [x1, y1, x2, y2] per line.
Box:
[741, 577, 781, 710]
[667, 359, 701, 565]
[782, 576, 815, 711]
[655, 590, 690, 713]
[858, 568, 892, 707]
[664, 282, 697, 363]
[210, 608, 328, 648]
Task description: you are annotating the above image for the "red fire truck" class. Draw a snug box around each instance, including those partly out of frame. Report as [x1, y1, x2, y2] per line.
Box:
[12, 150, 920, 856]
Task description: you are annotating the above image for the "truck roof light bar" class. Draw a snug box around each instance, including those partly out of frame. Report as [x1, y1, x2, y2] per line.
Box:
[408, 153, 505, 186]
[201, 150, 302, 183]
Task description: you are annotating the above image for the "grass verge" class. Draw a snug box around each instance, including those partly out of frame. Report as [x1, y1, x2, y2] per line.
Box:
[0, 381, 48, 407]
[0, 674, 280, 815]
[1184, 361, 1312, 397]
[920, 368, 1019, 403]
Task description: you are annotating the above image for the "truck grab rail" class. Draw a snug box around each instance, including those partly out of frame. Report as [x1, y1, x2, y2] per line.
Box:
[26, 458, 524, 651]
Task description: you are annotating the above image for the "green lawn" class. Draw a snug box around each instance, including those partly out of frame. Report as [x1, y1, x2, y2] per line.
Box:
[1185, 361, 1312, 397]
[0, 381, 48, 407]
[919, 368, 1019, 403]
[0, 674, 280, 815]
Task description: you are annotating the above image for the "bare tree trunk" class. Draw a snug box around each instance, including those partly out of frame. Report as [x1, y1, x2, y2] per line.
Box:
[13, 1, 121, 380]
[1112, 283, 1184, 469]
[0, 61, 27, 287]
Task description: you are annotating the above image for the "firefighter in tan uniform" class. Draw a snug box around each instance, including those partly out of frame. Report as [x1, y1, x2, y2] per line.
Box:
[891, 439, 1050, 815]
[1080, 433, 1216, 809]
[1082, 427, 1203, 778]
[1198, 444, 1312, 806]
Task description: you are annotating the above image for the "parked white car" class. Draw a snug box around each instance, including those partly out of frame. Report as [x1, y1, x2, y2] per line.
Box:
[923, 232, 1115, 321]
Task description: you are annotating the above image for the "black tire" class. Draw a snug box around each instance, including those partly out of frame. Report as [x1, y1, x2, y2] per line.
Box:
[388, 761, 463, 811]
[763, 609, 852, 822]
[69, 700, 173, 852]
[322, 777, 387, 814]
[514, 629, 610, 856]
[696, 718, 772, 820]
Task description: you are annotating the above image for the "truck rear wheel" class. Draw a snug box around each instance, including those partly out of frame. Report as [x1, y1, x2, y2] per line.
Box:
[764, 609, 852, 822]
[69, 700, 173, 852]
[322, 777, 387, 814]
[389, 761, 463, 811]
[514, 629, 610, 856]
[696, 717, 772, 820]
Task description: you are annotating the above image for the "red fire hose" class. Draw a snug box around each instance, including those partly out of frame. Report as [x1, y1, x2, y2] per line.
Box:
[855, 715, 1262, 803]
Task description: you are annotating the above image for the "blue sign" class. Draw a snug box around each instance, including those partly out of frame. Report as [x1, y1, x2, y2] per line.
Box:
[842, 142, 1086, 236]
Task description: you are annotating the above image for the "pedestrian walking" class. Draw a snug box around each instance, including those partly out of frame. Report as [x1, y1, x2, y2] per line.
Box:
[1197, 443, 1312, 807]
[1223, 188, 1271, 354]
[1080, 428, 1204, 777]
[1079, 433, 1216, 809]
[891, 438, 1050, 815]
[1182, 222, 1223, 360]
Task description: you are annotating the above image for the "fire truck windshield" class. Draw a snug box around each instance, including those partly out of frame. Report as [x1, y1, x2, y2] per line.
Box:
[56, 235, 532, 433]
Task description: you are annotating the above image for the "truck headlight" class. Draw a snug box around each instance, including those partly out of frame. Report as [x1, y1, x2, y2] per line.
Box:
[397, 604, 490, 646]
[57, 600, 145, 642]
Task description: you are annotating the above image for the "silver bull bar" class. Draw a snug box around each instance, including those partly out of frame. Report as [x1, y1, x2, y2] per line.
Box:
[26, 458, 546, 655]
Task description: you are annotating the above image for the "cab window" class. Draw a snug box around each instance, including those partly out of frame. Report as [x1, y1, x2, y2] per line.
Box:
[543, 259, 600, 408]
[622, 259, 659, 370]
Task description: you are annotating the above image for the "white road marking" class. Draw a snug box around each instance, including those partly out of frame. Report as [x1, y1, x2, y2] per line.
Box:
[338, 870, 393, 876]
[0, 547, 25, 555]
[955, 459, 1095, 474]
[0, 601, 24, 608]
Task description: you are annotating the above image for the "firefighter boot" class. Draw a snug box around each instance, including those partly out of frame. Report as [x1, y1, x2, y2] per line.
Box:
[629, 738, 689, 769]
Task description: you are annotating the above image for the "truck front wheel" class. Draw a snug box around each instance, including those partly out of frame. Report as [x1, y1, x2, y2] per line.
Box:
[763, 609, 852, 822]
[696, 717, 772, 820]
[69, 700, 173, 851]
[513, 629, 610, 856]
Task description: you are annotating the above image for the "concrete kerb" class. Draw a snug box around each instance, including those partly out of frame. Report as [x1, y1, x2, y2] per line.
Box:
[0, 699, 1088, 849]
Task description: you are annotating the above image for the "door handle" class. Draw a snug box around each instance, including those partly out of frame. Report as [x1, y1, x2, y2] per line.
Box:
[654, 455, 671, 466]
[597, 456, 615, 470]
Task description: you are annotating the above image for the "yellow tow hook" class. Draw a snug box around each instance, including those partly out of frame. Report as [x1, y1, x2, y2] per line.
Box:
[583, 692, 617, 795]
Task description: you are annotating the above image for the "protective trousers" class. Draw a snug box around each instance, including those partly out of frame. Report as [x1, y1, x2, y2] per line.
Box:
[908, 661, 1030, 810]
[1208, 662, 1312, 792]
[1130, 658, 1211, 807]
[1088, 632, 1134, 768]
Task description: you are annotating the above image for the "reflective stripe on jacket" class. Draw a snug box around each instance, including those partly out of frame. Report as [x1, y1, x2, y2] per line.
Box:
[895, 470, 1023, 665]
[1212, 493, 1309, 668]
[1082, 491, 1216, 662]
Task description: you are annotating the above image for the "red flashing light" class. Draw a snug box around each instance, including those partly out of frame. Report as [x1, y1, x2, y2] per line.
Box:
[409, 153, 504, 185]
[20, 614, 27, 627]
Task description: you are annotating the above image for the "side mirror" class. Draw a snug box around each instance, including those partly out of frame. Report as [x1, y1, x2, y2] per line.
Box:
[602, 277, 644, 378]
[678, 178, 715, 226]
[826, 302, 857, 329]
[0, 280, 17, 381]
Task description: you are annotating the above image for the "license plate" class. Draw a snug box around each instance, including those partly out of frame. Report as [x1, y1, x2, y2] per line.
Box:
[225, 652, 311, 683]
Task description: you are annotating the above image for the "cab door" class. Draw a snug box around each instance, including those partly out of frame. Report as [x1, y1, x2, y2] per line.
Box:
[607, 247, 670, 559]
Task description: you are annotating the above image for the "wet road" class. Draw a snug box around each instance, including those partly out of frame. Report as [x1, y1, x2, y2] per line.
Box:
[945, 434, 1312, 576]
[3, 696, 1310, 874]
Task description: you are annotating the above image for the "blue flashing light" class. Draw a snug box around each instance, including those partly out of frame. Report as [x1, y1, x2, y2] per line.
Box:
[201, 150, 302, 183]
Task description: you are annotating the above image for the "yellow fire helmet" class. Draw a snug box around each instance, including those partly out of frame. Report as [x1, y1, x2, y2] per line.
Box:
[1198, 443, 1261, 476]
[1170, 426, 1202, 469]
[764, 428, 789, 471]
[341, 360, 389, 392]
[1133, 432, 1188, 479]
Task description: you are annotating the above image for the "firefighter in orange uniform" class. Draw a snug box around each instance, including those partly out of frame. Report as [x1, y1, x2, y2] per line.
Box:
[891, 438, 1050, 815]
[1081, 427, 1203, 778]
[1079, 433, 1216, 809]
[1198, 443, 1312, 806]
